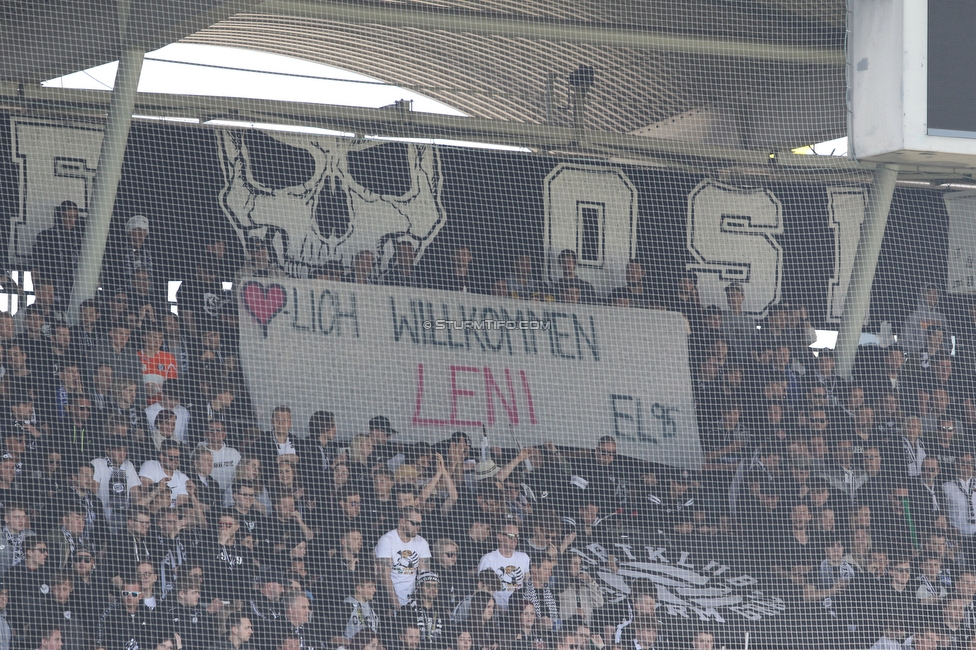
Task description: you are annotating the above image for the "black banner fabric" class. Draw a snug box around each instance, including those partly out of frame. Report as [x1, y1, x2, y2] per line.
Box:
[0, 114, 951, 330]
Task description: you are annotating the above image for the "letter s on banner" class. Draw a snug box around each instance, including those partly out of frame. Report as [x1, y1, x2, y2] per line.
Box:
[686, 180, 784, 318]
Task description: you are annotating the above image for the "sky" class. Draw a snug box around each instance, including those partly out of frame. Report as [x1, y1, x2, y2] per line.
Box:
[44, 43, 465, 116]
[42, 43, 538, 151]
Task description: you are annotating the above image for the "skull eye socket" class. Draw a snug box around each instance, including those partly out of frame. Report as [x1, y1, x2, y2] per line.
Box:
[347, 143, 413, 197]
[316, 181, 352, 242]
[242, 131, 317, 191]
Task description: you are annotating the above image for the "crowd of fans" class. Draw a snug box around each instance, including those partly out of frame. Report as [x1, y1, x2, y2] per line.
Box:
[0, 199, 974, 650]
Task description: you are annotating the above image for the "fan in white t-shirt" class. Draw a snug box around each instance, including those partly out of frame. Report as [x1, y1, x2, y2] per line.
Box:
[138, 440, 190, 507]
[144, 380, 190, 444]
[375, 507, 431, 609]
[196, 420, 241, 491]
[91, 439, 142, 524]
[478, 521, 531, 610]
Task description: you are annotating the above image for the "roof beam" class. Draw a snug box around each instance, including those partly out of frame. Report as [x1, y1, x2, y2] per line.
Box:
[0, 83, 870, 175]
[252, 1, 846, 65]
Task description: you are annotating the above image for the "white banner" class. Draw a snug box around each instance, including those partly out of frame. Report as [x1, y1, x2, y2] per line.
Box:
[237, 279, 702, 468]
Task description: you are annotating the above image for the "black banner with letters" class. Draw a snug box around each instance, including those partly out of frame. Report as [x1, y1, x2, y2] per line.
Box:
[0, 113, 950, 330]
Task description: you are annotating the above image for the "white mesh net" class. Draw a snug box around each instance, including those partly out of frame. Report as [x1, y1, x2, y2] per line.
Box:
[0, 2, 972, 650]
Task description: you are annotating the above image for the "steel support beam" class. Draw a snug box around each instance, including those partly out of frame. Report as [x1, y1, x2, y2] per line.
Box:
[0, 83, 869, 178]
[254, 1, 846, 65]
[834, 164, 898, 378]
[68, 1, 144, 323]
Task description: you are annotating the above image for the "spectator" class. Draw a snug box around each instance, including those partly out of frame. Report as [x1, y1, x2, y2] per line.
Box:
[478, 520, 530, 611]
[320, 527, 366, 600]
[368, 416, 401, 466]
[56, 393, 93, 464]
[226, 478, 268, 543]
[135, 561, 160, 611]
[274, 590, 322, 649]
[248, 571, 287, 647]
[943, 452, 976, 548]
[396, 621, 423, 650]
[938, 597, 968, 648]
[129, 268, 167, 329]
[0, 505, 33, 578]
[91, 325, 146, 408]
[719, 282, 757, 358]
[34, 626, 63, 650]
[164, 576, 215, 650]
[296, 410, 339, 494]
[193, 323, 238, 386]
[404, 571, 445, 649]
[115, 214, 154, 292]
[214, 612, 252, 650]
[196, 419, 240, 492]
[145, 380, 190, 449]
[429, 538, 464, 611]
[6, 538, 52, 637]
[522, 557, 559, 631]
[502, 597, 546, 650]
[553, 250, 595, 305]
[266, 492, 314, 565]
[88, 364, 113, 415]
[383, 241, 422, 288]
[90, 437, 141, 530]
[185, 447, 220, 514]
[147, 409, 182, 455]
[200, 512, 255, 602]
[608, 261, 655, 309]
[156, 507, 198, 594]
[189, 385, 235, 447]
[328, 571, 379, 644]
[31, 201, 83, 307]
[0, 584, 9, 650]
[909, 456, 946, 532]
[274, 460, 309, 514]
[350, 250, 378, 285]
[375, 507, 431, 612]
[889, 415, 925, 482]
[466, 590, 501, 649]
[137, 327, 177, 406]
[52, 361, 85, 423]
[223, 457, 271, 514]
[916, 553, 948, 606]
[902, 285, 945, 354]
[428, 245, 475, 293]
[258, 405, 299, 469]
[161, 313, 190, 379]
[138, 440, 191, 508]
[505, 255, 551, 302]
[46, 505, 89, 571]
[237, 237, 286, 281]
[103, 507, 161, 584]
[558, 553, 603, 625]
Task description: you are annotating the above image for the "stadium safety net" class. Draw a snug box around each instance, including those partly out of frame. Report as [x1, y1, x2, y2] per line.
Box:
[0, 1, 972, 649]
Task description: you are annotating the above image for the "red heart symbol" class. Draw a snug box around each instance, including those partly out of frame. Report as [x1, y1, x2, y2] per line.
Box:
[241, 282, 286, 335]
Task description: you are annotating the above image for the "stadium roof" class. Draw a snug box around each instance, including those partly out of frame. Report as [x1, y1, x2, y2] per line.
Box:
[0, 0, 848, 154]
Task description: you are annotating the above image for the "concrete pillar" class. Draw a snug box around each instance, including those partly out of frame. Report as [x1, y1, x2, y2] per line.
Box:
[68, 39, 144, 323]
[834, 164, 898, 378]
